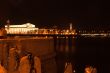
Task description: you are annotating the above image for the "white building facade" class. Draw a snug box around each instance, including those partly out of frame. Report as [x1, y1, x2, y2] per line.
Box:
[5, 23, 39, 34]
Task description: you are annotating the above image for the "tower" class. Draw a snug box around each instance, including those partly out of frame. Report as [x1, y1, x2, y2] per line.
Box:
[70, 23, 72, 31]
[6, 19, 10, 30]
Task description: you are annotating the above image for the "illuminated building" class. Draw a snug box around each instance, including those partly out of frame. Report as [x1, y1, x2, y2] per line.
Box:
[5, 23, 39, 34]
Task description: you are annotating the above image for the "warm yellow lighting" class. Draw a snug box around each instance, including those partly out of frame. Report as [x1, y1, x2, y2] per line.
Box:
[5, 23, 38, 34]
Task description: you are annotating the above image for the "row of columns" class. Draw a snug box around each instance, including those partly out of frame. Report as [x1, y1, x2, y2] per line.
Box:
[0, 40, 41, 73]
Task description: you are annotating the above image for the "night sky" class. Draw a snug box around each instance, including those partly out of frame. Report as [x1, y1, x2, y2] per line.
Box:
[0, 0, 110, 28]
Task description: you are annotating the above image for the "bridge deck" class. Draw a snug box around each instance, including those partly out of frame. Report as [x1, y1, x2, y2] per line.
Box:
[7, 34, 77, 37]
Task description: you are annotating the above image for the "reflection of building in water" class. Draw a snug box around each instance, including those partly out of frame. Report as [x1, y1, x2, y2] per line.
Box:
[5, 23, 39, 34]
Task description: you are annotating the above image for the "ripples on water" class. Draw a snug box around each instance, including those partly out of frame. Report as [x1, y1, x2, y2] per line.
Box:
[0, 36, 110, 73]
[56, 37, 110, 73]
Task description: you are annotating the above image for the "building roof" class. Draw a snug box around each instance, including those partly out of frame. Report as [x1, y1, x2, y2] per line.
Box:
[5, 23, 35, 28]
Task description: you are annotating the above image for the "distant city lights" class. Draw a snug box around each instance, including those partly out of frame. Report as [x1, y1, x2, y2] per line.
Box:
[3, 23, 110, 37]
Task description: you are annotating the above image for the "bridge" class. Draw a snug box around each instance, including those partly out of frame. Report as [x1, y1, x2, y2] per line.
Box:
[7, 33, 77, 37]
[7, 33, 110, 38]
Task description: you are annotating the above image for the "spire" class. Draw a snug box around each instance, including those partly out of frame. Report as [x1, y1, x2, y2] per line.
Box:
[6, 19, 10, 30]
[70, 23, 72, 31]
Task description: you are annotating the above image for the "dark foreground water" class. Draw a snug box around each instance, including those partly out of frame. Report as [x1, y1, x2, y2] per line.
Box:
[0, 37, 110, 73]
[56, 37, 110, 73]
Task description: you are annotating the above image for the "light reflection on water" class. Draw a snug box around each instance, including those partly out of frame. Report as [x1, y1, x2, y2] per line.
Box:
[0, 37, 110, 73]
[56, 37, 110, 73]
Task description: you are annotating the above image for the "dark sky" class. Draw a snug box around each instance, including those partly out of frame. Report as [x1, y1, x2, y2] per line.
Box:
[0, 0, 110, 28]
